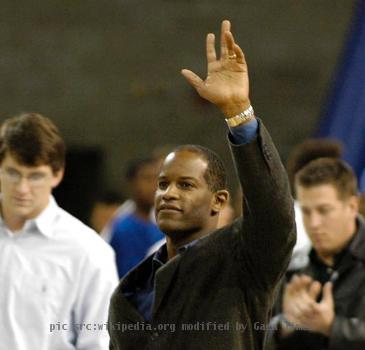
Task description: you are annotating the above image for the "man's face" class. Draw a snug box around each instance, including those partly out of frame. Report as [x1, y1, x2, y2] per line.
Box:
[0, 153, 63, 224]
[297, 184, 358, 260]
[155, 151, 216, 237]
[131, 161, 160, 210]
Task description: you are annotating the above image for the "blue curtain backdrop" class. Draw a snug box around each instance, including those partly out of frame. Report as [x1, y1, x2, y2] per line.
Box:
[317, 0, 365, 192]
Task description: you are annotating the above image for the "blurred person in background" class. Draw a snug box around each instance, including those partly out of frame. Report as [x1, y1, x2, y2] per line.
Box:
[89, 190, 124, 233]
[268, 157, 365, 350]
[0, 113, 118, 350]
[286, 139, 343, 273]
[109, 157, 164, 278]
[100, 146, 170, 242]
[360, 169, 365, 193]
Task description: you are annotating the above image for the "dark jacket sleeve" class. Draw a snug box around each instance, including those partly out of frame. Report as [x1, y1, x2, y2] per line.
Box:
[267, 316, 365, 350]
[229, 119, 296, 292]
[329, 316, 365, 349]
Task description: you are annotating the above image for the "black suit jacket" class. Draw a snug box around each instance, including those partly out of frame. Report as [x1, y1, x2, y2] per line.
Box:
[108, 121, 296, 350]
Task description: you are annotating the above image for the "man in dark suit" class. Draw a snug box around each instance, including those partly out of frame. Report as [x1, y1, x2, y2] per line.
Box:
[108, 20, 296, 350]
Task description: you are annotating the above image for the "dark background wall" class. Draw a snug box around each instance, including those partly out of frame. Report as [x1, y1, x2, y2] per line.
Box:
[0, 0, 356, 221]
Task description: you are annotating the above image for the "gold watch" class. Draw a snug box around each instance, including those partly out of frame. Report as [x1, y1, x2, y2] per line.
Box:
[225, 105, 255, 127]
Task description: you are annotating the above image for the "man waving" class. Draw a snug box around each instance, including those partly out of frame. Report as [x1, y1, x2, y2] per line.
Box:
[108, 20, 296, 350]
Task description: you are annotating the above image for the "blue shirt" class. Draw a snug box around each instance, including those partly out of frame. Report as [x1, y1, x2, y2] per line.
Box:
[125, 119, 259, 320]
[110, 213, 164, 278]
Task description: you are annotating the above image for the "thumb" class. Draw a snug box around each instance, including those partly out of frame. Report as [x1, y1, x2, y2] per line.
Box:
[321, 282, 334, 306]
[181, 69, 203, 90]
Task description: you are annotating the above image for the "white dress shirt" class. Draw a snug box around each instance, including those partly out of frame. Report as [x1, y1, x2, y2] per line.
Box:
[0, 196, 119, 350]
[287, 201, 312, 271]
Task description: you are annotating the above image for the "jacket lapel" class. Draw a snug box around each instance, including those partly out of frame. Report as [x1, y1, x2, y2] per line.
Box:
[152, 252, 182, 318]
[118, 255, 155, 322]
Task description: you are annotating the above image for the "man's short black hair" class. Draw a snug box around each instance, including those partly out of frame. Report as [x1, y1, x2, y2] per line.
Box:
[172, 145, 227, 192]
[125, 157, 158, 182]
[95, 190, 124, 205]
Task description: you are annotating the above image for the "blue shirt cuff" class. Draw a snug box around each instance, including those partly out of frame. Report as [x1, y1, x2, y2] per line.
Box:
[228, 118, 258, 145]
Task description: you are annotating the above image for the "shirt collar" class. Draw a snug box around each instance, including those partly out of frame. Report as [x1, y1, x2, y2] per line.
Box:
[123, 237, 202, 294]
[177, 238, 200, 253]
[152, 237, 201, 268]
[0, 196, 59, 237]
[32, 196, 60, 238]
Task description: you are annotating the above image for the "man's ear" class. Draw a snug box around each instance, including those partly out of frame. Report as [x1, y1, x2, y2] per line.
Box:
[348, 195, 360, 215]
[211, 190, 229, 216]
[51, 168, 64, 189]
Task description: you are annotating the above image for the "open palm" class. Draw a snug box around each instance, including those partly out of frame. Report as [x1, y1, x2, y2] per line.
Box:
[182, 20, 250, 117]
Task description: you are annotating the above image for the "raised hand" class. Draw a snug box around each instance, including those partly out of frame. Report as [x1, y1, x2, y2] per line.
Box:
[181, 20, 251, 118]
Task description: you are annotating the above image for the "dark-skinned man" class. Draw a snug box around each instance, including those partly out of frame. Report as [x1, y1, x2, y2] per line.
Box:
[108, 20, 296, 350]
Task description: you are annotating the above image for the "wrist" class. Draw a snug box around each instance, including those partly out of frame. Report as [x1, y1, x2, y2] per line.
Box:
[220, 100, 251, 118]
[319, 319, 334, 337]
[279, 315, 296, 337]
[225, 105, 255, 127]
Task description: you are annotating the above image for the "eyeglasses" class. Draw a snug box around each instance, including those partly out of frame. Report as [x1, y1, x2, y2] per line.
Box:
[0, 168, 49, 187]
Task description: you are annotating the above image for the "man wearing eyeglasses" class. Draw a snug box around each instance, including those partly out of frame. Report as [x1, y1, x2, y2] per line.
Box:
[0, 113, 118, 350]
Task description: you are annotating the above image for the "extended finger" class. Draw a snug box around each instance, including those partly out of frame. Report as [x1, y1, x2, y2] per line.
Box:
[321, 282, 334, 306]
[290, 274, 300, 285]
[285, 282, 295, 295]
[233, 44, 246, 65]
[285, 275, 301, 294]
[308, 281, 321, 300]
[299, 274, 313, 285]
[206, 33, 216, 63]
[181, 69, 203, 90]
[296, 275, 313, 291]
[289, 275, 309, 292]
[224, 31, 236, 59]
[220, 19, 231, 59]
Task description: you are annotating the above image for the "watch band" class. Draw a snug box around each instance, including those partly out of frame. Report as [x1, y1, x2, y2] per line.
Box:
[225, 105, 255, 127]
